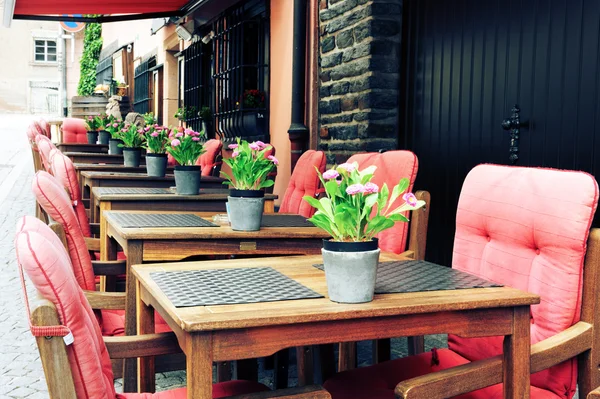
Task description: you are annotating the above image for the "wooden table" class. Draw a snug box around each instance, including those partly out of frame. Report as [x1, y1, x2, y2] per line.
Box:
[64, 151, 143, 165]
[57, 143, 108, 153]
[133, 254, 540, 399]
[91, 187, 276, 223]
[74, 163, 175, 191]
[82, 172, 224, 210]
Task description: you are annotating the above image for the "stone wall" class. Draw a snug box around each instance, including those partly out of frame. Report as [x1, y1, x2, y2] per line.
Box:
[318, 0, 403, 164]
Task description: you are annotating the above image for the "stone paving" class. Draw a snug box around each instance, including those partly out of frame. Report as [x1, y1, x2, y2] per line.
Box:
[0, 114, 450, 397]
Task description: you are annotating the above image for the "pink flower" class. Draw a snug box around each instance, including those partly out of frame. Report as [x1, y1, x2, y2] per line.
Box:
[175, 132, 184, 138]
[112, 123, 119, 128]
[192, 137, 200, 141]
[255, 141, 267, 149]
[171, 139, 181, 147]
[177, 126, 184, 132]
[362, 182, 379, 194]
[268, 155, 279, 165]
[338, 163, 356, 173]
[154, 124, 160, 128]
[184, 129, 194, 136]
[105, 124, 111, 128]
[232, 150, 240, 158]
[137, 129, 144, 134]
[346, 184, 364, 195]
[322, 169, 339, 180]
[144, 127, 150, 132]
[168, 131, 174, 138]
[228, 143, 238, 149]
[403, 193, 418, 207]
[249, 142, 261, 151]
[150, 132, 159, 137]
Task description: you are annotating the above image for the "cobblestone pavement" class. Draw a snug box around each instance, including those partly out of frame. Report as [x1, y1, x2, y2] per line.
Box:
[0, 114, 449, 397]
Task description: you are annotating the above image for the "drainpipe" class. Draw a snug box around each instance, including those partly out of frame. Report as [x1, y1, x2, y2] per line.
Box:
[287, 0, 308, 170]
[62, 31, 68, 116]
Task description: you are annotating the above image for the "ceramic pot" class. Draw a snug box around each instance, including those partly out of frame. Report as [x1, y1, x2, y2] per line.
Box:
[174, 165, 201, 195]
[98, 130, 111, 145]
[86, 131, 98, 144]
[146, 153, 168, 177]
[123, 147, 142, 167]
[322, 239, 380, 303]
[108, 139, 123, 155]
[227, 189, 265, 231]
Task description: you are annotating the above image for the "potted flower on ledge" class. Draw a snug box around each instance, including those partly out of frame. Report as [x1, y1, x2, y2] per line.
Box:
[166, 127, 206, 195]
[85, 115, 102, 144]
[119, 123, 146, 167]
[96, 114, 111, 145]
[303, 162, 426, 303]
[144, 125, 169, 177]
[221, 139, 278, 231]
[105, 117, 124, 154]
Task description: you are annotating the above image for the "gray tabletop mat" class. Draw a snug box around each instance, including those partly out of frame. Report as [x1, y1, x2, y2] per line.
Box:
[261, 214, 314, 227]
[96, 187, 172, 195]
[110, 213, 218, 228]
[150, 267, 323, 307]
[314, 260, 502, 294]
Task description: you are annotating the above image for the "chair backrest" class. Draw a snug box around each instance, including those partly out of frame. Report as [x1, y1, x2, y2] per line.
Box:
[450, 164, 599, 398]
[196, 139, 223, 176]
[32, 171, 96, 291]
[346, 150, 419, 254]
[35, 135, 57, 173]
[279, 150, 326, 218]
[62, 118, 88, 143]
[15, 220, 116, 399]
[38, 119, 51, 138]
[50, 151, 92, 237]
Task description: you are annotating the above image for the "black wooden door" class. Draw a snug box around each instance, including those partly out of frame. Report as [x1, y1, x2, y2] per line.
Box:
[401, 0, 600, 265]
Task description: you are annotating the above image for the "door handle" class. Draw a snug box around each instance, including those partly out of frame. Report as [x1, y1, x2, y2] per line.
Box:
[501, 105, 528, 164]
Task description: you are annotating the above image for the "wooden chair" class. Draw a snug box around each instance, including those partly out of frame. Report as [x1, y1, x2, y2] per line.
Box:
[15, 221, 331, 399]
[279, 150, 327, 218]
[167, 138, 223, 177]
[323, 164, 600, 399]
[26, 122, 49, 223]
[589, 388, 600, 398]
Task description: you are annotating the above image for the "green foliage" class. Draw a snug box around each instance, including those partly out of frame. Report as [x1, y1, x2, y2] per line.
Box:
[166, 127, 206, 165]
[77, 22, 102, 96]
[199, 106, 212, 120]
[118, 124, 146, 148]
[144, 125, 169, 154]
[104, 115, 124, 139]
[303, 162, 426, 242]
[143, 112, 157, 125]
[85, 114, 103, 131]
[220, 139, 278, 190]
[174, 106, 197, 121]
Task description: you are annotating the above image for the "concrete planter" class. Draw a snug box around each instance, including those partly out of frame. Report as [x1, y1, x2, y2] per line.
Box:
[322, 239, 380, 303]
[86, 131, 98, 144]
[146, 153, 168, 177]
[109, 139, 123, 155]
[98, 130, 111, 145]
[123, 147, 142, 167]
[174, 165, 201, 195]
[227, 189, 264, 231]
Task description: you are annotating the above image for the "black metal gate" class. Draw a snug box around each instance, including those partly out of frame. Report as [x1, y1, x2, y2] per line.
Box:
[401, 0, 600, 264]
[133, 55, 156, 115]
[183, 41, 212, 133]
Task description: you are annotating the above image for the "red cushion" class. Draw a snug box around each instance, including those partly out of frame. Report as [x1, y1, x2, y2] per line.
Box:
[38, 118, 51, 138]
[196, 139, 223, 176]
[35, 135, 57, 173]
[62, 118, 89, 143]
[117, 381, 269, 399]
[279, 150, 326, 218]
[26, 122, 41, 144]
[347, 151, 419, 254]
[93, 251, 127, 261]
[100, 310, 171, 336]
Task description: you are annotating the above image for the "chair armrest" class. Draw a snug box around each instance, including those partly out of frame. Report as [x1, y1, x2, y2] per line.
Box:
[227, 386, 331, 399]
[407, 190, 431, 261]
[89, 223, 100, 236]
[104, 332, 182, 359]
[92, 260, 126, 276]
[381, 250, 415, 260]
[588, 387, 600, 399]
[396, 321, 593, 399]
[84, 290, 125, 310]
[84, 237, 100, 252]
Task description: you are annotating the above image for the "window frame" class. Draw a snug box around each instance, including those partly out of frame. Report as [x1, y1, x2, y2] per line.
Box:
[33, 39, 58, 64]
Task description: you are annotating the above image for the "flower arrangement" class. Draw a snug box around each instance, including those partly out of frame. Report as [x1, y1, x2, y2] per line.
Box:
[85, 115, 102, 131]
[118, 123, 146, 148]
[144, 125, 169, 154]
[143, 112, 157, 125]
[303, 162, 426, 242]
[221, 138, 278, 190]
[240, 89, 266, 109]
[166, 127, 206, 165]
[105, 118, 124, 139]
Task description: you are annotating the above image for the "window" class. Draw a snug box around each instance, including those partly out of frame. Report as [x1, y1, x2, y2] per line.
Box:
[133, 55, 156, 115]
[182, 41, 212, 133]
[34, 40, 57, 63]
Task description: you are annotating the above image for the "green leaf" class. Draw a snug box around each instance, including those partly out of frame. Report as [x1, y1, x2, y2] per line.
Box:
[387, 178, 410, 213]
[388, 213, 409, 222]
[324, 180, 339, 198]
[377, 184, 389, 214]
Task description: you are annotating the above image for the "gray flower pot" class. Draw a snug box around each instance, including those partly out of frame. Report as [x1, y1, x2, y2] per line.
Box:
[109, 139, 123, 155]
[123, 147, 142, 167]
[174, 166, 201, 195]
[227, 190, 265, 231]
[98, 130, 111, 145]
[322, 239, 380, 303]
[146, 153, 168, 177]
[86, 131, 98, 144]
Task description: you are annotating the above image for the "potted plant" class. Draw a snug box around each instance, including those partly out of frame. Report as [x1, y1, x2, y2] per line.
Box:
[144, 125, 169, 177]
[174, 105, 197, 126]
[199, 106, 212, 137]
[143, 112, 157, 125]
[166, 127, 206, 194]
[221, 139, 278, 231]
[105, 117, 124, 155]
[303, 163, 426, 303]
[239, 90, 266, 136]
[119, 123, 146, 167]
[85, 115, 102, 144]
[96, 114, 111, 145]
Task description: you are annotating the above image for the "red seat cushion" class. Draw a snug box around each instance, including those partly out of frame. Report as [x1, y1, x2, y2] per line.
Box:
[100, 310, 170, 336]
[196, 139, 223, 176]
[38, 118, 51, 138]
[346, 151, 419, 254]
[117, 381, 269, 399]
[35, 135, 57, 173]
[62, 117, 89, 143]
[279, 150, 326, 218]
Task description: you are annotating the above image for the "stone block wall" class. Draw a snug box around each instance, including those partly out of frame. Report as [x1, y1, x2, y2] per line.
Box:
[318, 0, 403, 164]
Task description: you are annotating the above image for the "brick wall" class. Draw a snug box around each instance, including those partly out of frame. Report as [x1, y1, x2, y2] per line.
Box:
[318, 0, 403, 164]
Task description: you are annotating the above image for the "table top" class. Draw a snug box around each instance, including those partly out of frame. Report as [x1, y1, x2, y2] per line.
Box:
[63, 151, 126, 158]
[58, 143, 108, 149]
[93, 187, 276, 201]
[81, 171, 224, 183]
[132, 254, 541, 332]
[105, 211, 328, 240]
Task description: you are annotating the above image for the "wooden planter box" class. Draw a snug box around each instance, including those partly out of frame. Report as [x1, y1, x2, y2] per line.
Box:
[71, 96, 131, 119]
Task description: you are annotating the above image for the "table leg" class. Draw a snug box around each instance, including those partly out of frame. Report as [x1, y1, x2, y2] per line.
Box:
[123, 240, 143, 393]
[137, 280, 155, 393]
[503, 306, 531, 399]
[338, 342, 357, 372]
[99, 201, 116, 291]
[187, 334, 213, 399]
[264, 200, 275, 213]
